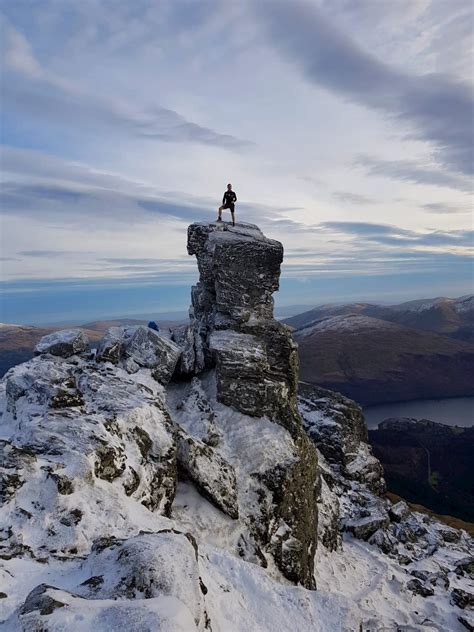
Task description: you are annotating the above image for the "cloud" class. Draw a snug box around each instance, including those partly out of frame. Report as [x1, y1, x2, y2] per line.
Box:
[355, 155, 472, 192]
[254, 0, 474, 176]
[321, 221, 414, 237]
[1, 19, 252, 151]
[0, 146, 312, 231]
[320, 220, 473, 249]
[421, 202, 472, 214]
[332, 191, 376, 205]
[17, 250, 75, 257]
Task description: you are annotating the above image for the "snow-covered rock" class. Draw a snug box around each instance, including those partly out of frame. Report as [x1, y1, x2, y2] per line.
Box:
[34, 329, 90, 358]
[298, 382, 385, 495]
[177, 428, 238, 519]
[0, 355, 177, 560]
[7, 530, 208, 631]
[171, 324, 196, 376]
[97, 325, 181, 385]
[389, 500, 410, 523]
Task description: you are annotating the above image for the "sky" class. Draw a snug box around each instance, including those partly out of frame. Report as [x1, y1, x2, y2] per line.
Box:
[0, 0, 473, 325]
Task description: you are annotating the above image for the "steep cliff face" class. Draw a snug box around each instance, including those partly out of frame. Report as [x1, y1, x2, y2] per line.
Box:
[185, 223, 301, 435]
[180, 222, 320, 588]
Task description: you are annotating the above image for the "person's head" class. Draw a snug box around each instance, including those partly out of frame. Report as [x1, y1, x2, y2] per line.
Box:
[227, 183, 232, 190]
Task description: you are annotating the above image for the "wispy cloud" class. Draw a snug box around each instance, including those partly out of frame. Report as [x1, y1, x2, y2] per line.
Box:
[332, 191, 376, 205]
[1, 18, 253, 151]
[320, 221, 473, 250]
[355, 155, 472, 192]
[255, 0, 474, 176]
[421, 202, 472, 214]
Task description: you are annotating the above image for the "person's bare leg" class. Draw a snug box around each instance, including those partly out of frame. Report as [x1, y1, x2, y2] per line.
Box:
[231, 211, 235, 226]
[216, 206, 223, 221]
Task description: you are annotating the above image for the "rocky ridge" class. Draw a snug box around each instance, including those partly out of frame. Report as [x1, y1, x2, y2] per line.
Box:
[0, 222, 472, 631]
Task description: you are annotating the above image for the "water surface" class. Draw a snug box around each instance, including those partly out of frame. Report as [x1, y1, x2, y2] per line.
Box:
[364, 397, 474, 429]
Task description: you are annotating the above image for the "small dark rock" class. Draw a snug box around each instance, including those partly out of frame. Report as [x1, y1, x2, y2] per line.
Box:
[452, 588, 474, 609]
[406, 578, 434, 597]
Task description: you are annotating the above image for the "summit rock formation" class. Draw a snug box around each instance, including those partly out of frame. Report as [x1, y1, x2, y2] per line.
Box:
[180, 222, 320, 587]
[0, 222, 472, 631]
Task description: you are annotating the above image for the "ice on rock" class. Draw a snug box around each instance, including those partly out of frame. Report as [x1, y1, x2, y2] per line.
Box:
[34, 329, 90, 358]
[389, 500, 410, 523]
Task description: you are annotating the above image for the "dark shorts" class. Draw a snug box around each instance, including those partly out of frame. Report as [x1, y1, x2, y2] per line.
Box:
[222, 202, 235, 212]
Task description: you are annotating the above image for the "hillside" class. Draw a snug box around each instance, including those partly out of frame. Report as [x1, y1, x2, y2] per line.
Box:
[369, 418, 474, 523]
[293, 314, 474, 405]
[286, 295, 474, 341]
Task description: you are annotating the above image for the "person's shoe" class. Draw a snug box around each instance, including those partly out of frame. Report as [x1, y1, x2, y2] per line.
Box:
[216, 217, 222, 222]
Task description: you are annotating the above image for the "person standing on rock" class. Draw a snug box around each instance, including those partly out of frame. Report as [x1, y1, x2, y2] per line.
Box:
[217, 183, 237, 226]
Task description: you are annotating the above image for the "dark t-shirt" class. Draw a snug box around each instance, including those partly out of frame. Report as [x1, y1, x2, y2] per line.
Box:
[222, 190, 237, 205]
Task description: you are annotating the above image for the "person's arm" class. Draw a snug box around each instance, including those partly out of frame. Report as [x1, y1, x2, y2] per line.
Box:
[222, 192, 226, 204]
[233, 192, 237, 202]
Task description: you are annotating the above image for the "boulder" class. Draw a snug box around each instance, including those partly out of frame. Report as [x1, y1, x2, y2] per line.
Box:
[95, 326, 126, 364]
[124, 326, 181, 384]
[454, 556, 474, 579]
[437, 526, 461, 543]
[35, 329, 89, 357]
[406, 578, 434, 598]
[14, 531, 208, 632]
[96, 325, 181, 385]
[177, 428, 238, 519]
[343, 501, 390, 541]
[368, 528, 397, 554]
[171, 324, 196, 375]
[81, 531, 206, 626]
[389, 500, 410, 523]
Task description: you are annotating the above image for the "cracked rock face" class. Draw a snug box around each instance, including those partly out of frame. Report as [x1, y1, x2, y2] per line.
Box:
[187, 223, 303, 435]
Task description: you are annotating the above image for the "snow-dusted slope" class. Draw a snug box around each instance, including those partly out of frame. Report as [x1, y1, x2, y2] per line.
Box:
[1, 223, 472, 631]
[1, 354, 472, 631]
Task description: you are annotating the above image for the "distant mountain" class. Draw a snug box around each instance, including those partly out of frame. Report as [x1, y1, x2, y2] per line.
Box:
[285, 295, 474, 341]
[369, 418, 474, 522]
[0, 318, 180, 377]
[292, 314, 474, 405]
